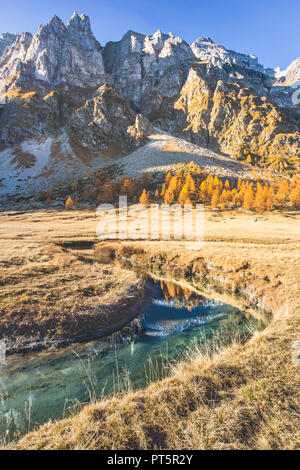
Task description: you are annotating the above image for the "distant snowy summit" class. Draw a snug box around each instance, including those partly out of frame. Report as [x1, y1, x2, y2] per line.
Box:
[275, 57, 300, 85]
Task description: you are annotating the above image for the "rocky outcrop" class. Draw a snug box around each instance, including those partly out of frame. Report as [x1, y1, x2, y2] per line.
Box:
[103, 29, 194, 116]
[0, 32, 33, 84]
[133, 114, 154, 136]
[275, 57, 300, 86]
[0, 33, 18, 58]
[68, 83, 140, 154]
[0, 89, 61, 149]
[191, 37, 266, 76]
[126, 114, 153, 150]
[173, 67, 300, 163]
[0, 13, 105, 88]
[0, 13, 108, 150]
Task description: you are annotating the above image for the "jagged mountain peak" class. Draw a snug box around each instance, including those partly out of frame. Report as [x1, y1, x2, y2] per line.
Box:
[120, 29, 144, 42]
[67, 11, 92, 33]
[144, 29, 188, 55]
[119, 28, 186, 47]
[275, 56, 300, 85]
[0, 12, 105, 87]
[151, 29, 164, 40]
[0, 32, 18, 44]
[42, 14, 66, 34]
[103, 27, 193, 109]
[191, 36, 265, 75]
[36, 12, 94, 40]
[194, 36, 215, 44]
[69, 11, 80, 21]
[0, 32, 18, 58]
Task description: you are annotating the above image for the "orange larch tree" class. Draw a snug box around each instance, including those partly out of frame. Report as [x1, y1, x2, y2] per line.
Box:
[164, 188, 175, 205]
[65, 197, 74, 209]
[139, 188, 150, 205]
[276, 179, 289, 206]
[254, 183, 266, 212]
[211, 189, 220, 208]
[243, 186, 254, 211]
[290, 184, 300, 208]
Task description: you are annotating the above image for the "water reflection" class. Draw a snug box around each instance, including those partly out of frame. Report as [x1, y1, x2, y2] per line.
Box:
[141, 279, 244, 337]
[159, 279, 201, 309]
[0, 278, 263, 441]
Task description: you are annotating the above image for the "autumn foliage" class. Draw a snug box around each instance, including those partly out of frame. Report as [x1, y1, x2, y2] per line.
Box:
[65, 197, 75, 209]
[139, 188, 150, 205]
[150, 163, 300, 212]
[52, 160, 299, 213]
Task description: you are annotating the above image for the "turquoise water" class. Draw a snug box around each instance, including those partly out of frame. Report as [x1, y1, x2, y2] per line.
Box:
[0, 278, 261, 440]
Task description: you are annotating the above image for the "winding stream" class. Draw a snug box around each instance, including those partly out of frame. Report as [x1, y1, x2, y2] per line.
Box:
[0, 278, 263, 441]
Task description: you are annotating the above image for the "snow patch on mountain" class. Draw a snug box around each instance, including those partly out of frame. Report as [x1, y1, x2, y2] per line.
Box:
[275, 57, 300, 85]
[191, 36, 269, 75]
[0, 133, 111, 199]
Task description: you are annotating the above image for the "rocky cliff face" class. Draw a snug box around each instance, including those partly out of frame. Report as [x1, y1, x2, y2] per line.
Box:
[0, 11, 299, 180]
[0, 33, 18, 58]
[0, 13, 104, 87]
[103, 29, 194, 116]
[103, 30, 300, 167]
[276, 57, 300, 86]
[191, 36, 266, 75]
[172, 67, 300, 163]
[68, 83, 146, 155]
[0, 13, 109, 152]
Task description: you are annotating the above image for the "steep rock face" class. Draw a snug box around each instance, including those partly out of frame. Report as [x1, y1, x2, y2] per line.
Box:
[275, 57, 300, 86]
[103, 29, 194, 116]
[192, 37, 263, 72]
[0, 89, 61, 149]
[103, 29, 300, 167]
[190, 36, 277, 98]
[0, 33, 18, 58]
[172, 67, 300, 163]
[0, 13, 107, 150]
[68, 83, 142, 154]
[0, 12, 105, 88]
[271, 58, 300, 110]
[0, 32, 33, 82]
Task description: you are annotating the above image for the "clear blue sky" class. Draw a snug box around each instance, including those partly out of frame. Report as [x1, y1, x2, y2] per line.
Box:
[0, 0, 299, 70]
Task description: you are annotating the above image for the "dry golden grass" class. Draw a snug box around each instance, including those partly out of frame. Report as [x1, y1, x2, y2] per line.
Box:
[162, 140, 188, 153]
[10, 145, 36, 169]
[69, 136, 97, 164]
[3, 89, 37, 102]
[0, 209, 143, 353]
[20, 91, 37, 101]
[43, 91, 55, 101]
[3, 88, 22, 99]
[101, 141, 122, 159]
[1, 208, 300, 449]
